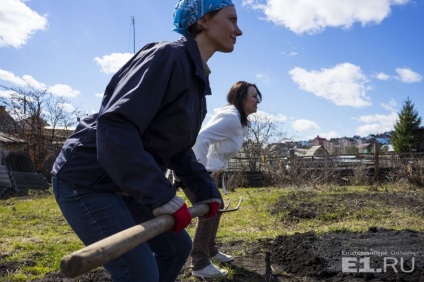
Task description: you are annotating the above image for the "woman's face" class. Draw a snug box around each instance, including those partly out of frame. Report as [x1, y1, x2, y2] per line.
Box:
[243, 86, 260, 116]
[203, 5, 243, 53]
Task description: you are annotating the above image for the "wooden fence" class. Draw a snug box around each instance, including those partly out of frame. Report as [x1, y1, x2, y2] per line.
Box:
[226, 152, 424, 187]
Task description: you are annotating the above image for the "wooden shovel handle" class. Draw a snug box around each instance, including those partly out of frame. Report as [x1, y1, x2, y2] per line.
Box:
[60, 204, 209, 278]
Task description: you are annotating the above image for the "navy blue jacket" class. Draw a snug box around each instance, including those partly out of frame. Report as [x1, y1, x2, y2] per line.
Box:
[52, 35, 220, 210]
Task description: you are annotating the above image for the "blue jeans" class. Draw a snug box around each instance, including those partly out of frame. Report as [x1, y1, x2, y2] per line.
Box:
[52, 176, 192, 282]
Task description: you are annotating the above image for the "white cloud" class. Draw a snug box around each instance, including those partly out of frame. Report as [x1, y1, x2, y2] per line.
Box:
[0, 0, 48, 48]
[355, 111, 398, 136]
[281, 51, 298, 57]
[356, 112, 397, 125]
[376, 72, 391, 81]
[58, 103, 75, 112]
[0, 69, 26, 86]
[48, 84, 81, 98]
[21, 75, 47, 89]
[319, 131, 340, 139]
[289, 63, 372, 108]
[0, 69, 49, 89]
[0, 69, 80, 98]
[256, 73, 271, 84]
[395, 67, 422, 83]
[242, 0, 410, 34]
[356, 124, 386, 136]
[292, 119, 320, 132]
[251, 110, 287, 123]
[94, 53, 133, 74]
[95, 93, 104, 98]
[0, 89, 14, 99]
[381, 99, 397, 112]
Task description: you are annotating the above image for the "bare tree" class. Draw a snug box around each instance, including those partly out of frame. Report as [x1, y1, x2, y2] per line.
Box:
[0, 85, 83, 178]
[232, 113, 287, 186]
[243, 112, 286, 167]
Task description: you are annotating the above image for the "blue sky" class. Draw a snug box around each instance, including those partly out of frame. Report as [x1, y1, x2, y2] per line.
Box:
[1, 0, 423, 141]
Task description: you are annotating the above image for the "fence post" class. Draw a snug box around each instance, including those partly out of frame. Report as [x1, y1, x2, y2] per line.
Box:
[374, 143, 380, 182]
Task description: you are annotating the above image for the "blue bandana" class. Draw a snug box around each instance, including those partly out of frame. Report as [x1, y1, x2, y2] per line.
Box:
[173, 0, 234, 35]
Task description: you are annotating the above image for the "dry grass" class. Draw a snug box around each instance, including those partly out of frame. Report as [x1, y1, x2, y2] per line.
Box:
[1, 184, 423, 281]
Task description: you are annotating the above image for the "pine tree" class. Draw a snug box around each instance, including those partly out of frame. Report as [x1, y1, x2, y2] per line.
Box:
[391, 97, 422, 153]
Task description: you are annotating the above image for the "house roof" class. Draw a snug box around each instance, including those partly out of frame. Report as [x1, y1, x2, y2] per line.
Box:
[0, 132, 26, 144]
[305, 145, 328, 156]
[295, 145, 329, 156]
[375, 138, 390, 145]
[357, 143, 371, 149]
[380, 144, 395, 152]
[314, 135, 327, 142]
[0, 106, 16, 133]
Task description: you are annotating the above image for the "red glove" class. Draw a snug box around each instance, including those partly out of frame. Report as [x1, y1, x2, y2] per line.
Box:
[204, 202, 220, 218]
[171, 203, 192, 232]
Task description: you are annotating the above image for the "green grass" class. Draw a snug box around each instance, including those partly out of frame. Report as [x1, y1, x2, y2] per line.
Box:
[211, 186, 423, 241]
[0, 185, 423, 281]
[0, 190, 83, 281]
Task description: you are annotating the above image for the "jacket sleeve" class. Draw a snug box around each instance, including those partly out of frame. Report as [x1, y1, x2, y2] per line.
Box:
[168, 149, 222, 204]
[192, 113, 241, 167]
[96, 46, 183, 210]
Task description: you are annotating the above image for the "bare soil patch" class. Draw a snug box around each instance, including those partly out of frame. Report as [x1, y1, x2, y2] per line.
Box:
[218, 228, 423, 282]
[26, 228, 423, 281]
[4, 190, 423, 282]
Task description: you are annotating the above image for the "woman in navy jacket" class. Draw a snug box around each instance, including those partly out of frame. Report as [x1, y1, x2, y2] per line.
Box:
[51, 1, 242, 281]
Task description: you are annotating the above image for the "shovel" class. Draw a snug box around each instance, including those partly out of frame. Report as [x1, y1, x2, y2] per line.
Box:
[60, 196, 243, 278]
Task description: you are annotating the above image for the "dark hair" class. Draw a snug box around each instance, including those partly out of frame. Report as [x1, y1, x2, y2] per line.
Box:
[227, 81, 262, 127]
[187, 9, 220, 37]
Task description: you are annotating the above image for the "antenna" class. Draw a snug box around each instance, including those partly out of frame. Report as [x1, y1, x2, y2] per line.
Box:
[132, 16, 135, 54]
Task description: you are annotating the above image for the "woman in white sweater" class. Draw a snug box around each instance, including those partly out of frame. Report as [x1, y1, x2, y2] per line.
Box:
[183, 81, 262, 278]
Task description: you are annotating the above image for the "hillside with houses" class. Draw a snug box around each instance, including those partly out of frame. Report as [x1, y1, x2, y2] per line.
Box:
[266, 132, 394, 157]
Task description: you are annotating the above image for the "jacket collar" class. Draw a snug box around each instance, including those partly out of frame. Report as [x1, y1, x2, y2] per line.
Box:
[181, 35, 209, 78]
[180, 35, 212, 96]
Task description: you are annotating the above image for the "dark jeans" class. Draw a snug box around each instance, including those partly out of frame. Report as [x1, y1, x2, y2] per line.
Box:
[52, 176, 192, 282]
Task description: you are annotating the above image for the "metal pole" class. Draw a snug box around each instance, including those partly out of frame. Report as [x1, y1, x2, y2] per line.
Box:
[132, 16, 135, 54]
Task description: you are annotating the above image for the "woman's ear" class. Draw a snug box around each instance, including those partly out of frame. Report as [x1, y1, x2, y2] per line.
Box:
[196, 17, 208, 30]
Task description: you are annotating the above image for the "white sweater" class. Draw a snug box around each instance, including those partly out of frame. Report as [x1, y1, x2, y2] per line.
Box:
[192, 105, 247, 172]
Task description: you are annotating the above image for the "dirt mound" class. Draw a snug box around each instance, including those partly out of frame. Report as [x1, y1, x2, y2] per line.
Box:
[34, 228, 423, 282]
[261, 228, 423, 281]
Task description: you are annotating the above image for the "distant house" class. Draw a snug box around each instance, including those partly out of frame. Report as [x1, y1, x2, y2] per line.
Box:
[297, 140, 310, 147]
[295, 145, 329, 157]
[375, 138, 390, 145]
[357, 143, 373, 154]
[0, 106, 27, 151]
[266, 141, 297, 156]
[0, 132, 27, 151]
[381, 132, 392, 139]
[380, 144, 395, 154]
[328, 136, 361, 154]
[0, 105, 16, 133]
[0, 106, 49, 196]
[310, 135, 329, 148]
[365, 134, 376, 142]
[365, 133, 390, 146]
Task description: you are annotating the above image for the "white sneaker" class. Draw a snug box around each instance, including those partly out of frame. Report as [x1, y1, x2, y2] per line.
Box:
[192, 263, 228, 278]
[212, 251, 234, 263]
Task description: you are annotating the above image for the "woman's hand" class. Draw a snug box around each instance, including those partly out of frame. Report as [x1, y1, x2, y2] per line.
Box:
[204, 201, 220, 218]
[153, 196, 192, 232]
